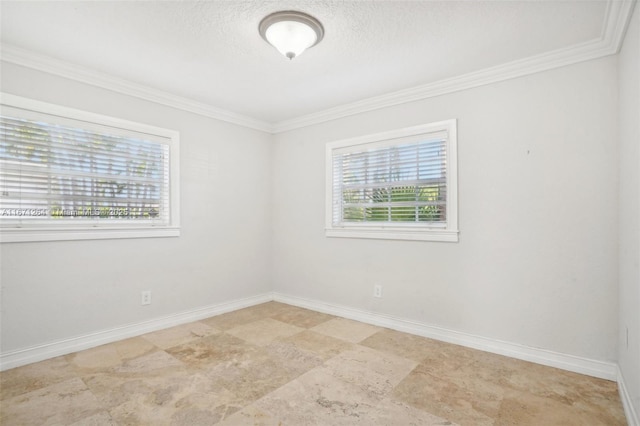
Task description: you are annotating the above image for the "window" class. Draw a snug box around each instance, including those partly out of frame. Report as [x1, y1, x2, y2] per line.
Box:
[0, 93, 180, 242]
[326, 120, 458, 242]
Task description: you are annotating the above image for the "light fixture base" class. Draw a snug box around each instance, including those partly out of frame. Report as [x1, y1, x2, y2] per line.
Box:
[259, 10, 324, 59]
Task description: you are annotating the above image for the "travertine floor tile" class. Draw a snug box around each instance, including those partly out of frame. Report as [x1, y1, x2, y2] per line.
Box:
[66, 336, 158, 373]
[0, 355, 78, 400]
[110, 336, 159, 360]
[496, 388, 626, 426]
[243, 301, 291, 317]
[310, 317, 381, 343]
[494, 360, 627, 425]
[0, 378, 104, 425]
[165, 332, 261, 369]
[200, 302, 285, 331]
[82, 351, 189, 410]
[201, 351, 295, 407]
[393, 360, 502, 425]
[263, 340, 325, 377]
[226, 318, 304, 346]
[84, 369, 181, 411]
[112, 349, 184, 375]
[0, 302, 626, 426]
[67, 345, 122, 371]
[281, 329, 354, 361]
[360, 327, 450, 362]
[392, 345, 627, 426]
[142, 321, 220, 349]
[219, 368, 455, 426]
[69, 411, 118, 425]
[106, 372, 241, 425]
[269, 304, 336, 328]
[323, 345, 418, 396]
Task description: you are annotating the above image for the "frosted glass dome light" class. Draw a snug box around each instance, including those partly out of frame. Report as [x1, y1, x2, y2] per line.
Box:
[259, 11, 324, 60]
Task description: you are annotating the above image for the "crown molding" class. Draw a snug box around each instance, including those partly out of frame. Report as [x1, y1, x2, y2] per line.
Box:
[0, 45, 274, 133]
[0, 0, 635, 135]
[602, 0, 637, 53]
[273, 0, 637, 133]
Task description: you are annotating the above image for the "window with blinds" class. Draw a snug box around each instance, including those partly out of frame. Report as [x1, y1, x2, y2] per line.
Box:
[0, 94, 180, 242]
[326, 120, 458, 242]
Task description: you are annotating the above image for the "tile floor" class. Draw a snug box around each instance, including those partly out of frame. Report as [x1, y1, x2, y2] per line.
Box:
[0, 302, 627, 425]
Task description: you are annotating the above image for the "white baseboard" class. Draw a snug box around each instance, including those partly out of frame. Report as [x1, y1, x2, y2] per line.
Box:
[618, 366, 640, 426]
[0, 292, 272, 371]
[0, 290, 620, 383]
[2, 291, 631, 422]
[273, 292, 618, 381]
[1, 290, 633, 424]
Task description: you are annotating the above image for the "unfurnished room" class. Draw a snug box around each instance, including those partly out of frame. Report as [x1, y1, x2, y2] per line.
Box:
[0, 1, 639, 425]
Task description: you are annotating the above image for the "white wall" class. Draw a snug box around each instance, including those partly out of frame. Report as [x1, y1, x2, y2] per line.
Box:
[0, 43, 628, 389]
[618, 2, 640, 419]
[0, 62, 273, 352]
[272, 56, 619, 363]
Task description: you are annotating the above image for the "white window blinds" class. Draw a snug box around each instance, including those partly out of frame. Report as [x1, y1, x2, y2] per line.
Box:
[332, 136, 447, 226]
[0, 94, 180, 242]
[326, 120, 458, 242]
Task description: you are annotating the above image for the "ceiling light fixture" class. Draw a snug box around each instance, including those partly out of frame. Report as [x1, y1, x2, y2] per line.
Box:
[259, 10, 324, 60]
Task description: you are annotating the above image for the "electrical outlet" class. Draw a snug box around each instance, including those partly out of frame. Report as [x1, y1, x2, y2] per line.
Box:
[141, 290, 152, 305]
[373, 285, 382, 298]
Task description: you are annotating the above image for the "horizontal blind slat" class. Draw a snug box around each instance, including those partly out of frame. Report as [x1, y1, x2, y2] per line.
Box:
[0, 111, 172, 226]
[332, 136, 448, 225]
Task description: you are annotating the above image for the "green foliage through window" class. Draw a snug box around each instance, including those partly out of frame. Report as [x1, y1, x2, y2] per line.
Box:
[333, 139, 447, 225]
[0, 115, 168, 223]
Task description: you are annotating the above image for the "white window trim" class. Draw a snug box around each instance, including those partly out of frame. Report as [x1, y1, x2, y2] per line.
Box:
[325, 120, 458, 242]
[0, 93, 180, 243]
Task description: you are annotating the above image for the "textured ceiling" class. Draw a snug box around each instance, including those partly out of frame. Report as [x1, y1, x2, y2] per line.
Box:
[0, 1, 612, 124]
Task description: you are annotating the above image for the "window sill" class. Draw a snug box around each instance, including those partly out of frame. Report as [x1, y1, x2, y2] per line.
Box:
[326, 227, 459, 242]
[0, 227, 180, 243]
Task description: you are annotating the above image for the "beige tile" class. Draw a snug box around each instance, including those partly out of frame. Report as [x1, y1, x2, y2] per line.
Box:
[0, 303, 628, 426]
[393, 359, 506, 426]
[67, 337, 158, 373]
[201, 350, 294, 407]
[165, 332, 261, 369]
[68, 345, 122, 371]
[494, 360, 626, 424]
[113, 349, 184, 375]
[0, 378, 104, 425]
[219, 368, 455, 425]
[69, 411, 118, 425]
[310, 317, 381, 343]
[218, 369, 373, 426]
[216, 404, 281, 426]
[142, 321, 220, 349]
[110, 336, 159, 360]
[82, 351, 189, 410]
[281, 329, 354, 361]
[200, 302, 285, 331]
[200, 308, 265, 331]
[247, 301, 292, 316]
[393, 341, 626, 426]
[263, 340, 325, 378]
[496, 388, 626, 426]
[360, 327, 449, 362]
[0, 355, 78, 400]
[226, 318, 304, 346]
[323, 345, 417, 396]
[269, 304, 335, 328]
[93, 370, 242, 425]
[84, 370, 176, 411]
